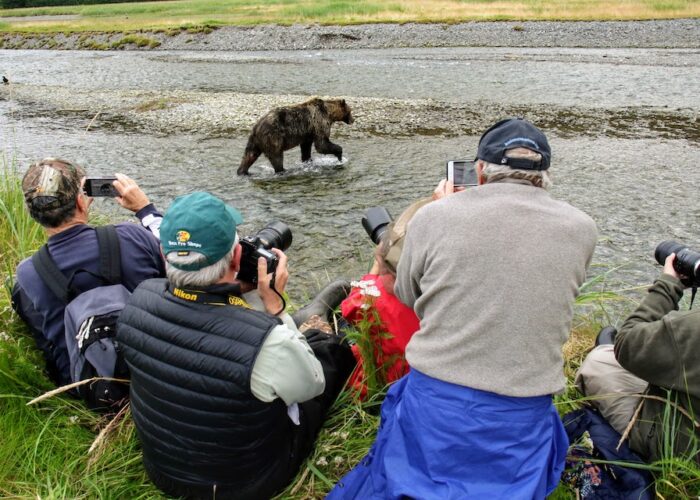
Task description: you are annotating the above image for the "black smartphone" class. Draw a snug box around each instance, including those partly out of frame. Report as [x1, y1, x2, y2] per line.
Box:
[446, 160, 478, 187]
[84, 177, 118, 197]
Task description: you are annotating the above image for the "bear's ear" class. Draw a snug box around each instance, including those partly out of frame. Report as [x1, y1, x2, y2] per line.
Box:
[341, 99, 346, 106]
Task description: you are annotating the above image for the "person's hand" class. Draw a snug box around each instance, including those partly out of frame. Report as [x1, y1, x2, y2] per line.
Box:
[432, 178, 464, 200]
[257, 248, 289, 315]
[113, 173, 150, 213]
[663, 253, 682, 281]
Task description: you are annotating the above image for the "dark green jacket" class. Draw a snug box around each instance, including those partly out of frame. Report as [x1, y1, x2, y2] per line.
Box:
[615, 274, 700, 463]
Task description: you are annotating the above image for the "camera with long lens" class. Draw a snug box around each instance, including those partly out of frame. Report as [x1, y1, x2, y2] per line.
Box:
[654, 240, 700, 287]
[362, 207, 393, 245]
[237, 221, 293, 285]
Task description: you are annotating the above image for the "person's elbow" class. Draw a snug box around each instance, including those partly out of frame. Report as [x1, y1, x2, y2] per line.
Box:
[299, 359, 326, 402]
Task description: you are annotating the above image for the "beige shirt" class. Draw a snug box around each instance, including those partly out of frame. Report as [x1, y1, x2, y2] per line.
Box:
[243, 291, 326, 406]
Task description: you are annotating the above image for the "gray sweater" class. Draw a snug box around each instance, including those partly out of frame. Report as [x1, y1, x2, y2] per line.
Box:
[395, 182, 597, 397]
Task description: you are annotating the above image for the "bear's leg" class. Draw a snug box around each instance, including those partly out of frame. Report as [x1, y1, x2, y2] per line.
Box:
[266, 151, 285, 173]
[237, 141, 262, 175]
[300, 139, 313, 163]
[314, 137, 343, 162]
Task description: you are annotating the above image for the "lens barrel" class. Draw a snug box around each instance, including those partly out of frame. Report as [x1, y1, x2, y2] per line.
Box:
[362, 207, 393, 245]
[256, 221, 293, 252]
[655, 240, 700, 286]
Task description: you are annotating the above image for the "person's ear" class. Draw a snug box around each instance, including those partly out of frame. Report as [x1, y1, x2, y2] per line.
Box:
[231, 243, 242, 273]
[76, 191, 91, 213]
[475, 161, 485, 185]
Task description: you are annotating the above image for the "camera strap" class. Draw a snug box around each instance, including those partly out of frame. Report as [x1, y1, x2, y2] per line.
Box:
[690, 287, 697, 310]
[168, 284, 251, 309]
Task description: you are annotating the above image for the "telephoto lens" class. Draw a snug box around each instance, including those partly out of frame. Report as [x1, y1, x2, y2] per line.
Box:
[362, 207, 393, 245]
[255, 220, 293, 252]
[654, 240, 700, 286]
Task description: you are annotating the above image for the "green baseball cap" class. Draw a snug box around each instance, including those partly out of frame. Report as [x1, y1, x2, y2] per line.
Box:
[161, 192, 243, 271]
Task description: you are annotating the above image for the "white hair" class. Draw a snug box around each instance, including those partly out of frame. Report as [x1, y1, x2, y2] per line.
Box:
[480, 147, 553, 190]
[166, 234, 238, 288]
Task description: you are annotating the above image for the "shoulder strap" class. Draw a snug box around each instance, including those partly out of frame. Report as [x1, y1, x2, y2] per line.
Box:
[31, 245, 72, 304]
[689, 287, 697, 310]
[95, 225, 122, 285]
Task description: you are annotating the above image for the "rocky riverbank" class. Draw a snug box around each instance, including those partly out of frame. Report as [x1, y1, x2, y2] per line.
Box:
[1, 20, 699, 144]
[3, 85, 698, 144]
[1, 19, 699, 51]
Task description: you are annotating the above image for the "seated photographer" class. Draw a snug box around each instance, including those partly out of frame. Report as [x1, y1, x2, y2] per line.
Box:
[340, 200, 429, 398]
[328, 118, 597, 499]
[12, 158, 164, 388]
[116, 192, 355, 499]
[576, 247, 700, 464]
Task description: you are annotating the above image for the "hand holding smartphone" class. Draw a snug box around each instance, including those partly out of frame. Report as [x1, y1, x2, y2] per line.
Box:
[446, 161, 478, 188]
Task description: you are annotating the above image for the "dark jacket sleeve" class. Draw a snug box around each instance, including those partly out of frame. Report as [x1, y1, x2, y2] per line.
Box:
[11, 279, 67, 385]
[614, 273, 698, 392]
[11, 280, 44, 339]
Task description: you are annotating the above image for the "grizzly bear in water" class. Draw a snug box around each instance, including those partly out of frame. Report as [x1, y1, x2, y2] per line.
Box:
[237, 97, 354, 175]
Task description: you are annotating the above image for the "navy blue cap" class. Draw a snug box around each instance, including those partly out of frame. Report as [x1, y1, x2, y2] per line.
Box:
[476, 118, 551, 171]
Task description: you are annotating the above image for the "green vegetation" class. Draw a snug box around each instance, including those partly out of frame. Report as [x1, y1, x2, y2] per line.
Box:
[134, 97, 175, 112]
[0, 0, 698, 33]
[0, 0, 147, 9]
[1, 157, 699, 497]
[109, 33, 160, 48]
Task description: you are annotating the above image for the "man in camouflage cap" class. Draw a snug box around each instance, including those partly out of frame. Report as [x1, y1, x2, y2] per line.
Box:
[12, 157, 165, 387]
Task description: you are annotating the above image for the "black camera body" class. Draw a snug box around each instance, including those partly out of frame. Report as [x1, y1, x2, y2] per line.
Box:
[237, 221, 293, 285]
[362, 207, 393, 245]
[655, 240, 700, 287]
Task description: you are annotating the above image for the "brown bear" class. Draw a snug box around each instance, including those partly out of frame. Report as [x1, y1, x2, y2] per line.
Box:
[237, 97, 354, 175]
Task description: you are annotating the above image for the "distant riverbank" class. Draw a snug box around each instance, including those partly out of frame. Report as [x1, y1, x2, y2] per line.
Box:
[1, 19, 699, 51]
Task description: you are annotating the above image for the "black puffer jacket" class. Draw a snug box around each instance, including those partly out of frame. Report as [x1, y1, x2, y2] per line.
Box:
[117, 279, 295, 500]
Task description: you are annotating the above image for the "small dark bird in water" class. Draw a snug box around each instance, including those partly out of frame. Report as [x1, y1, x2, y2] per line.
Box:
[2, 76, 8, 85]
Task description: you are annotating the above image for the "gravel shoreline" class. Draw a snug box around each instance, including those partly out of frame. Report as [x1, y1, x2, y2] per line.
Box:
[1, 20, 699, 143]
[1, 19, 699, 51]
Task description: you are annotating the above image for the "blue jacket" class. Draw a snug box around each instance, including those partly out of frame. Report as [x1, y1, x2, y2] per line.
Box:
[328, 369, 568, 499]
[13, 205, 164, 386]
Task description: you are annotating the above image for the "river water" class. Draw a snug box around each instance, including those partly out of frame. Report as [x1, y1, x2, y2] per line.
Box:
[1, 47, 699, 304]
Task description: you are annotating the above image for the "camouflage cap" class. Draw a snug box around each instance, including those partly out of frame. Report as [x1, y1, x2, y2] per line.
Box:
[22, 158, 85, 213]
[382, 197, 432, 275]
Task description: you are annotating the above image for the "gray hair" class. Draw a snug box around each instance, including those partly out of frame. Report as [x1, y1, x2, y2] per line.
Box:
[166, 234, 238, 287]
[480, 147, 553, 190]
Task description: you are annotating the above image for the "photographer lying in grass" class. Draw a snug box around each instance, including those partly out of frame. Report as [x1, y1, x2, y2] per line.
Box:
[11, 159, 164, 405]
[340, 199, 429, 399]
[577, 248, 700, 464]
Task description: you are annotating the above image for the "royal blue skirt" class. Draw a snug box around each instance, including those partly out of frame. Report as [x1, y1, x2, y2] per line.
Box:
[327, 369, 567, 499]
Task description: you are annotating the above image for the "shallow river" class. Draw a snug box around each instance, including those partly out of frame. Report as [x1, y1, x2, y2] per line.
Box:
[1, 47, 699, 305]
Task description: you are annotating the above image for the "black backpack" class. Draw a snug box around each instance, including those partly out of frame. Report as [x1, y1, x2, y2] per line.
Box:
[31, 225, 130, 412]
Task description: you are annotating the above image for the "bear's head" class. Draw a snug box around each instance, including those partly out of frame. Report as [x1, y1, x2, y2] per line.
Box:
[326, 99, 354, 125]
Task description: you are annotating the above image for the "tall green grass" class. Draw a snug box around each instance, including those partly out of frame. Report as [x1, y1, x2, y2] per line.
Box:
[0, 155, 161, 497]
[0, 152, 44, 281]
[1, 159, 699, 498]
[0, 0, 698, 33]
